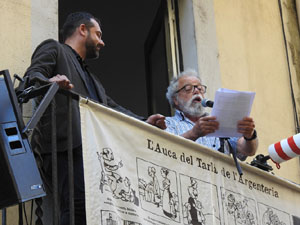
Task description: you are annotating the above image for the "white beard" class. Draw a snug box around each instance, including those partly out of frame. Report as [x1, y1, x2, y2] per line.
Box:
[177, 94, 206, 117]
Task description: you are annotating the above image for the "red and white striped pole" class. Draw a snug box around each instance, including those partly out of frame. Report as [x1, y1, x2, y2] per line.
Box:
[268, 133, 300, 168]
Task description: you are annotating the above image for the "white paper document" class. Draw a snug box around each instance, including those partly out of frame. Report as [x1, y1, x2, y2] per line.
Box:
[208, 88, 255, 137]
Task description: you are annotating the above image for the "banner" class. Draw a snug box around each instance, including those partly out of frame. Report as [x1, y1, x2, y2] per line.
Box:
[80, 98, 300, 225]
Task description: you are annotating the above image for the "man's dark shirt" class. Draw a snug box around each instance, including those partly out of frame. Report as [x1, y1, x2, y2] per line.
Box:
[67, 45, 100, 102]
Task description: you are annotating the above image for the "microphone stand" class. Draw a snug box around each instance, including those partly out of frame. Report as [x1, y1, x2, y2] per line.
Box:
[202, 100, 243, 175]
[250, 154, 273, 171]
[219, 138, 243, 176]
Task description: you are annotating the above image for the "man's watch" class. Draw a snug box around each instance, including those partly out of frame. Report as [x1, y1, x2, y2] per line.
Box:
[244, 129, 257, 141]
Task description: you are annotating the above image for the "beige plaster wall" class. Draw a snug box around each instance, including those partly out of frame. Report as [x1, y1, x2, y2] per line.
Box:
[31, 0, 58, 50]
[0, 0, 31, 76]
[281, 0, 300, 135]
[211, 0, 300, 182]
[192, 0, 222, 99]
[22, 0, 58, 121]
[297, 0, 300, 30]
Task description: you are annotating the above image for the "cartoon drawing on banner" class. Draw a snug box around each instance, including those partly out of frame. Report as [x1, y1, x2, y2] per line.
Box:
[258, 203, 291, 225]
[161, 167, 179, 219]
[180, 174, 221, 225]
[144, 166, 161, 206]
[101, 210, 142, 225]
[101, 210, 121, 225]
[137, 158, 180, 222]
[97, 148, 139, 206]
[221, 188, 258, 225]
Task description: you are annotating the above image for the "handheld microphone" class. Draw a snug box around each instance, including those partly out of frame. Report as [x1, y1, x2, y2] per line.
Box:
[201, 99, 214, 108]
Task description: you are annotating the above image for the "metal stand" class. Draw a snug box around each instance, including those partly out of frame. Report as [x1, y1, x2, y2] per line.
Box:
[16, 78, 79, 225]
[1, 69, 80, 225]
[35, 198, 43, 225]
[20, 83, 59, 135]
[17, 82, 59, 225]
[250, 154, 273, 172]
[0, 70, 49, 225]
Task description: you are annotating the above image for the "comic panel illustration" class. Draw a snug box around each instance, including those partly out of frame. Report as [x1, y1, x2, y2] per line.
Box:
[101, 210, 142, 225]
[180, 174, 221, 225]
[136, 158, 180, 222]
[221, 187, 258, 225]
[97, 147, 139, 206]
[258, 202, 291, 225]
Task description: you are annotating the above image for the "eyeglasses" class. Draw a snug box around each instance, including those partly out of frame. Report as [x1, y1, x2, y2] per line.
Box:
[175, 84, 207, 94]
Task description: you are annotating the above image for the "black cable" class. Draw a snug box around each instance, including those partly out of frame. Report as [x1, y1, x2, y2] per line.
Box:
[30, 200, 34, 225]
[22, 203, 29, 225]
[18, 204, 23, 225]
[278, 0, 300, 133]
[2, 208, 7, 225]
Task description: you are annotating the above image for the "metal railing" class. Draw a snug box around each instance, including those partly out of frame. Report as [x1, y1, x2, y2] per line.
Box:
[40, 89, 78, 225]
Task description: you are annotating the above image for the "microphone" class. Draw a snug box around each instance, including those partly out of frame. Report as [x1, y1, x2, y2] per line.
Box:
[201, 99, 214, 108]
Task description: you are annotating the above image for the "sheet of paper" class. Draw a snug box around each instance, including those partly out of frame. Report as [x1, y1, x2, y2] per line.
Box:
[207, 88, 255, 137]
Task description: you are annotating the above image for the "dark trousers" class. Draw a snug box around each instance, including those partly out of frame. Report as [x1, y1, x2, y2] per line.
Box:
[41, 146, 86, 225]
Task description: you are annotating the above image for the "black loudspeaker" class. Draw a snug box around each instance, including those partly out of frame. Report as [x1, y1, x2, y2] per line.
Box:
[0, 70, 45, 209]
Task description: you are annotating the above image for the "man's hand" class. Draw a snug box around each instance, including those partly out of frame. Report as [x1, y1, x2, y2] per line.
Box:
[237, 117, 255, 139]
[146, 114, 166, 129]
[182, 116, 219, 141]
[192, 116, 219, 138]
[49, 74, 74, 89]
[237, 117, 258, 156]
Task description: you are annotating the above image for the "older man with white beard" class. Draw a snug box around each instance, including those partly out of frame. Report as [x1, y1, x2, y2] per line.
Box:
[165, 69, 258, 159]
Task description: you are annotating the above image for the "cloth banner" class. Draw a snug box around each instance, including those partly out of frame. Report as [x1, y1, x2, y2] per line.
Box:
[80, 98, 300, 225]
